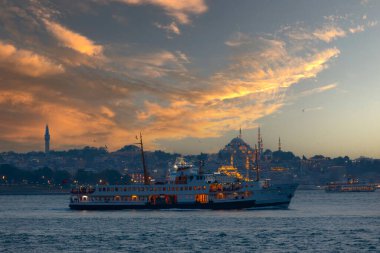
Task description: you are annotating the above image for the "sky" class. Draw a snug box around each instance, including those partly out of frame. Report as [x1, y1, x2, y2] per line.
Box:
[0, 0, 379, 158]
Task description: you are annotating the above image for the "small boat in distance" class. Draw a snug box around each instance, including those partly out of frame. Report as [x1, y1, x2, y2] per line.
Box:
[69, 133, 298, 210]
[325, 178, 376, 192]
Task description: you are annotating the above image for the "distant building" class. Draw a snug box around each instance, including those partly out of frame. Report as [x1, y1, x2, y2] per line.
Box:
[44, 124, 50, 154]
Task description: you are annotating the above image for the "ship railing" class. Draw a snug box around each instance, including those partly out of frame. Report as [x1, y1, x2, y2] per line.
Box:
[70, 186, 95, 194]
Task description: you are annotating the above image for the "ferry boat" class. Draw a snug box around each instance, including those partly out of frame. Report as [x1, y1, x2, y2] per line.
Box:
[325, 178, 376, 192]
[69, 134, 298, 210]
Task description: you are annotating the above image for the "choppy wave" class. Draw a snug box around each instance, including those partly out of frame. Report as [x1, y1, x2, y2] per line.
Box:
[0, 191, 379, 252]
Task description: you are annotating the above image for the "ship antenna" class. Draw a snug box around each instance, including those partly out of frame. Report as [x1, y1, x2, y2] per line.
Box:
[137, 132, 150, 185]
[255, 144, 260, 181]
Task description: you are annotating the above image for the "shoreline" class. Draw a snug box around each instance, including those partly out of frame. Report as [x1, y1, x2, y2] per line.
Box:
[0, 185, 70, 195]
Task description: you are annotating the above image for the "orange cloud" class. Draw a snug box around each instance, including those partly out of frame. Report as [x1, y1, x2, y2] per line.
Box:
[133, 40, 340, 145]
[0, 89, 132, 151]
[100, 106, 116, 118]
[154, 22, 181, 36]
[120, 0, 207, 24]
[0, 41, 64, 77]
[44, 19, 103, 56]
[313, 25, 346, 42]
[0, 91, 34, 105]
[0, 2, 350, 153]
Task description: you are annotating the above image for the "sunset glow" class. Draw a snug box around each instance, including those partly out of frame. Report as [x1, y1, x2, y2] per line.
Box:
[0, 0, 380, 157]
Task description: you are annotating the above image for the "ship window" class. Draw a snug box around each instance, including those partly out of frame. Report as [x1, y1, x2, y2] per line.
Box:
[176, 187, 179, 191]
[193, 186, 197, 190]
[163, 187, 166, 191]
[189, 187, 192, 191]
[115, 187, 118, 191]
[197, 186, 201, 190]
[216, 193, 224, 199]
[107, 188, 110, 192]
[124, 187, 127, 191]
[180, 187, 183, 191]
[99, 188, 102, 192]
[203, 186, 207, 190]
[184, 187, 188, 190]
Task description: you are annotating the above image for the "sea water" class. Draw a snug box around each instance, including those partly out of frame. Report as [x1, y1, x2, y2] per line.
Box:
[0, 190, 379, 252]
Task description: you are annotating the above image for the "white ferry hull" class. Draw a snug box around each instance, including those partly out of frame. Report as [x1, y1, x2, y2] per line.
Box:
[69, 183, 298, 210]
[69, 199, 291, 210]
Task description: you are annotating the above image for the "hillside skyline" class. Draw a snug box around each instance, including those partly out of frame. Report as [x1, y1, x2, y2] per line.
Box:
[2, 126, 375, 160]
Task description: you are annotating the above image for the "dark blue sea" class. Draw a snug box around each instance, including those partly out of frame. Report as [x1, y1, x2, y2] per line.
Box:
[0, 190, 379, 252]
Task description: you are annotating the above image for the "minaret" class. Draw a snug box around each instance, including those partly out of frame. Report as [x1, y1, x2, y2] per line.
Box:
[278, 137, 282, 151]
[257, 127, 261, 147]
[257, 127, 263, 159]
[239, 127, 242, 139]
[44, 124, 50, 154]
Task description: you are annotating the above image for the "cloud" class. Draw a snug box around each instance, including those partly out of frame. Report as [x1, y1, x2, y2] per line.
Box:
[294, 83, 338, 99]
[154, 22, 181, 37]
[112, 14, 128, 25]
[0, 84, 135, 152]
[0, 40, 64, 77]
[314, 83, 338, 92]
[100, 106, 116, 118]
[0, 27, 340, 152]
[134, 37, 341, 143]
[43, 19, 103, 57]
[302, 106, 323, 112]
[115, 50, 190, 78]
[367, 20, 378, 27]
[0, 2, 359, 153]
[349, 25, 365, 33]
[313, 25, 346, 42]
[119, 0, 207, 24]
[225, 32, 252, 47]
[0, 91, 35, 105]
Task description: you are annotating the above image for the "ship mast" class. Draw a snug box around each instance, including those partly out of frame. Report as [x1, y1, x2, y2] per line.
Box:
[199, 160, 204, 175]
[255, 144, 260, 181]
[137, 132, 150, 185]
